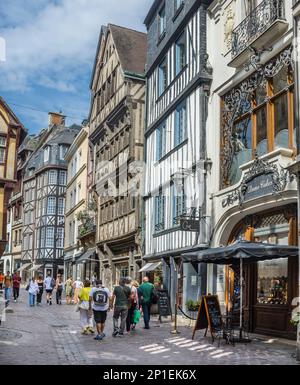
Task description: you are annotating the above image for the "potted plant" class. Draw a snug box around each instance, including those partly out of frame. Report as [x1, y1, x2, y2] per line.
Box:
[186, 299, 200, 312]
[290, 310, 299, 328]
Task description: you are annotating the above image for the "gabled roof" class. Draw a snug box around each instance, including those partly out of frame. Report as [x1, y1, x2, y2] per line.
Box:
[109, 24, 147, 77]
[0, 96, 27, 133]
[90, 24, 147, 89]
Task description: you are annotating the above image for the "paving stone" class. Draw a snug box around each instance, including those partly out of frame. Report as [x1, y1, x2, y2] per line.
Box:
[0, 289, 299, 365]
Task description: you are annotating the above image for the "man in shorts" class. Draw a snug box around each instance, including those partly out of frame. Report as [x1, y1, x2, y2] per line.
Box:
[44, 272, 55, 305]
[89, 279, 111, 341]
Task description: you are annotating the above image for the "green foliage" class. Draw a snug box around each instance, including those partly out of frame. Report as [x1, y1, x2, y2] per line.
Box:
[186, 299, 200, 312]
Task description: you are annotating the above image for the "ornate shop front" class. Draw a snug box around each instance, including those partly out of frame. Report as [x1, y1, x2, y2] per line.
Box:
[214, 44, 298, 339]
[224, 205, 298, 339]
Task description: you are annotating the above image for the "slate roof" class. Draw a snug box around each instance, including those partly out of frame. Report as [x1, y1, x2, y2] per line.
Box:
[109, 24, 147, 76]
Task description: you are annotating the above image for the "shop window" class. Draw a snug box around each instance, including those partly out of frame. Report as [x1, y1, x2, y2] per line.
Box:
[257, 258, 288, 305]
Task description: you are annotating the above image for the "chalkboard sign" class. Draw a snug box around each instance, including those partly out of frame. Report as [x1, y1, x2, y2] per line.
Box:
[157, 290, 171, 317]
[192, 295, 222, 341]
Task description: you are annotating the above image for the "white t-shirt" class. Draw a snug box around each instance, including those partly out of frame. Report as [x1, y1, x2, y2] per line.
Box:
[44, 277, 53, 290]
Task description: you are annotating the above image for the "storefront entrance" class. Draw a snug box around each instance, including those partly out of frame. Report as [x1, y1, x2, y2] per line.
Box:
[224, 205, 298, 339]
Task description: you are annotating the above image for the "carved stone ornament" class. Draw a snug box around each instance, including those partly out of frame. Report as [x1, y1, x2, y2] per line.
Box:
[221, 45, 293, 188]
[223, 2, 236, 53]
[222, 153, 294, 208]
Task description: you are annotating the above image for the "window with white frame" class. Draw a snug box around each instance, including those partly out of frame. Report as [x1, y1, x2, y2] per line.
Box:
[59, 144, 69, 160]
[40, 227, 45, 247]
[44, 146, 50, 163]
[47, 197, 56, 215]
[59, 170, 67, 186]
[156, 121, 167, 161]
[46, 227, 54, 247]
[56, 227, 64, 248]
[172, 181, 186, 225]
[175, 32, 186, 76]
[48, 170, 57, 185]
[158, 5, 166, 37]
[42, 198, 47, 215]
[0, 136, 6, 163]
[154, 193, 165, 232]
[158, 57, 167, 96]
[174, 100, 187, 147]
[58, 197, 65, 216]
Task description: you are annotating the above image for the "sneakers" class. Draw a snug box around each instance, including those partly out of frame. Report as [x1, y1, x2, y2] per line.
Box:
[81, 328, 89, 335]
[112, 330, 119, 337]
[87, 327, 95, 334]
[94, 334, 103, 341]
[118, 332, 124, 338]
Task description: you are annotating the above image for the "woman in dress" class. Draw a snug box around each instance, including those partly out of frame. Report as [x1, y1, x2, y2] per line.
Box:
[55, 274, 64, 305]
[65, 277, 73, 305]
[72, 277, 83, 304]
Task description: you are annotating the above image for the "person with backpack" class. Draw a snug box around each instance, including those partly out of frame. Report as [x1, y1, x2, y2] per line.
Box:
[125, 277, 139, 333]
[111, 278, 131, 337]
[89, 279, 111, 341]
[138, 276, 155, 330]
[44, 272, 55, 305]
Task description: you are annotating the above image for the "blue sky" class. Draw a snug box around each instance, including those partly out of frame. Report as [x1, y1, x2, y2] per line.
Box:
[0, 0, 152, 133]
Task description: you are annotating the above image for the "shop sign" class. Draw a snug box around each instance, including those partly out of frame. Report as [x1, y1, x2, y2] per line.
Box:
[222, 154, 293, 208]
[180, 219, 200, 232]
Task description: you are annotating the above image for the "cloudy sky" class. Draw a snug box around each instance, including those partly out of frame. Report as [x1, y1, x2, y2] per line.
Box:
[0, 0, 152, 133]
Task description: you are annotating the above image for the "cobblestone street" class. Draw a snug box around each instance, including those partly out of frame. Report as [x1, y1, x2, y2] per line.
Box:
[0, 289, 299, 365]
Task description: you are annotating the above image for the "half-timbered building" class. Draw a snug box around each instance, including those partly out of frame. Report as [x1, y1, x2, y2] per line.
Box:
[0, 97, 27, 274]
[143, 0, 213, 310]
[20, 113, 80, 279]
[89, 24, 147, 290]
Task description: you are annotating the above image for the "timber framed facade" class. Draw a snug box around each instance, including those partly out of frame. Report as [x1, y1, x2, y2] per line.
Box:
[89, 24, 147, 290]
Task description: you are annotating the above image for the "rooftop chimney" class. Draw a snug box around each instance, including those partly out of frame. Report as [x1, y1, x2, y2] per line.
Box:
[48, 111, 66, 127]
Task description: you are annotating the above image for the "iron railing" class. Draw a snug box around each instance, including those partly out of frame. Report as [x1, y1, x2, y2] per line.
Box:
[231, 0, 285, 59]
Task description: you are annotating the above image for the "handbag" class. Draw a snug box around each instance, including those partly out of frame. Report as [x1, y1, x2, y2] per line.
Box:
[25, 284, 30, 291]
[133, 309, 141, 324]
[78, 300, 89, 311]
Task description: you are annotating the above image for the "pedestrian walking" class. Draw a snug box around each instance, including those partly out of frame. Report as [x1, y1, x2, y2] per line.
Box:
[28, 277, 39, 307]
[4, 271, 12, 307]
[112, 278, 131, 338]
[36, 275, 44, 305]
[89, 279, 111, 341]
[44, 272, 55, 305]
[65, 277, 73, 304]
[138, 277, 154, 329]
[91, 273, 97, 287]
[55, 274, 64, 305]
[77, 280, 94, 335]
[0, 272, 4, 290]
[125, 278, 139, 333]
[12, 271, 21, 302]
[73, 277, 83, 304]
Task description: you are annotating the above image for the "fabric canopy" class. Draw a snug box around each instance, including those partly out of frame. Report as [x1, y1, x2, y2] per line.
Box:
[29, 264, 43, 272]
[18, 263, 32, 273]
[182, 240, 298, 265]
[139, 261, 162, 272]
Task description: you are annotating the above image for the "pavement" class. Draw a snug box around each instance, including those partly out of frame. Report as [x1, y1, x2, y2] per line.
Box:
[0, 289, 299, 365]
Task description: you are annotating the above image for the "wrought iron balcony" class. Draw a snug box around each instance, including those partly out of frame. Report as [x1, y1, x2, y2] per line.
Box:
[230, 0, 287, 67]
[77, 223, 96, 239]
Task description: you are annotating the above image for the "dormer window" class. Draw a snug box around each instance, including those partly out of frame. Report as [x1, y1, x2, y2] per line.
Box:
[44, 146, 50, 163]
[158, 5, 166, 38]
[59, 144, 69, 160]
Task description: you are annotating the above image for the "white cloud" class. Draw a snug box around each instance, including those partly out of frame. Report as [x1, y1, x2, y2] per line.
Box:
[0, 0, 152, 92]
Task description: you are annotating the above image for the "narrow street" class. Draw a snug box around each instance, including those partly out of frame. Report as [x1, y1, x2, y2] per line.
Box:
[0, 289, 298, 365]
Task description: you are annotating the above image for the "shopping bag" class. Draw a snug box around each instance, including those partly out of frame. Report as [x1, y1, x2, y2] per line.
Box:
[133, 309, 141, 324]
